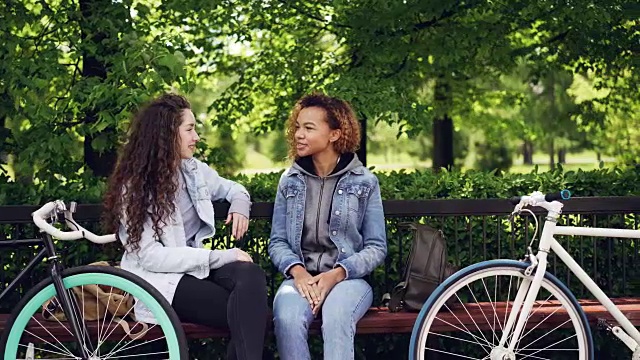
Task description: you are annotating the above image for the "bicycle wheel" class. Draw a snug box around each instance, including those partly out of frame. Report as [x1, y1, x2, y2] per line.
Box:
[0, 265, 188, 359]
[409, 260, 593, 360]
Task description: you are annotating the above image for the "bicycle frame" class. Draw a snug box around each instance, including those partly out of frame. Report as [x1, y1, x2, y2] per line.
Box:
[498, 201, 640, 355]
[0, 231, 94, 358]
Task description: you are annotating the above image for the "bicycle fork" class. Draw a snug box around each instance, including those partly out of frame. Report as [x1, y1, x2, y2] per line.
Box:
[43, 233, 95, 360]
[492, 252, 549, 360]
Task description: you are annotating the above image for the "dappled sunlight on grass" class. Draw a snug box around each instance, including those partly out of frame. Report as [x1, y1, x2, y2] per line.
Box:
[238, 149, 618, 175]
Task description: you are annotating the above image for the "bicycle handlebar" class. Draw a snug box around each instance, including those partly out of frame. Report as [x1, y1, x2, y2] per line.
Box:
[32, 200, 117, 244]
[509, 190, 571, 205]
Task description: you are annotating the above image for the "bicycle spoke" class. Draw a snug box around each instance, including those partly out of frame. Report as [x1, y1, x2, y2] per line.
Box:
[424, 346, 485, 360]
[27, 314, 74, 356]
[432, 316, 493, 351]
[429, 331, 494, 351]
[41, 302, 73, 337]
[482, 277, 504, 335]
[453, 292, 493, 347]
[95, 285, 101, 357]
[97, 305, 137, 349]
[22, 329, 73, 358]
[102, 327, 165, 359]
[515, 293, 557, 348]
[517, 334, 578, 360]
[443, 302, 476, 338]
[17, 342, 74, 358]
[466, 283, 500, 345]
[518, 323, 574, 352]
[105, 350, 170, 359]
[503, 275, 515, 330]
[96, 288, 128, 352]
[66, 290, 92, 356]
[492, 275, 502, 333]
[517, 305, 567, 348]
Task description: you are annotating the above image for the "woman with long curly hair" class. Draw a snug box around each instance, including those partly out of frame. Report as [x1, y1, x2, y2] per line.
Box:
[268, 93, 387, 359]
[103, 93, 268, 360]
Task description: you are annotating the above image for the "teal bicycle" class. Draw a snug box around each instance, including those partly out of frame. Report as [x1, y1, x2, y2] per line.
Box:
[0, 200, 188, 359]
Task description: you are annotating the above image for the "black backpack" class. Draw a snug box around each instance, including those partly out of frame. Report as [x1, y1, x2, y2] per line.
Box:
[385, 223, 457, 312]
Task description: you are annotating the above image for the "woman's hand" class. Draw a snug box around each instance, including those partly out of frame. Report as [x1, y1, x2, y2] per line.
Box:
[225, 212, 249, 240]
[290, 265, 321, 307]
[308, 267, 346, 315]
[231, 248, 253, 262]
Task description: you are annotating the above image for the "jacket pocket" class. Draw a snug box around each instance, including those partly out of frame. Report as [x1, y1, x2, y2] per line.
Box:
[285, 187, 298, 216]
[196, 185, 210, 200]
[346, 183, 371, 213]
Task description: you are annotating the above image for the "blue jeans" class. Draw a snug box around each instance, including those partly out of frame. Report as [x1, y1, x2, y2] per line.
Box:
[273, 278, 373, 360]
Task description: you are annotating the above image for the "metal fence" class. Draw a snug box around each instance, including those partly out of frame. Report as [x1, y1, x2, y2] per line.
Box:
[1, 197, 639, 313]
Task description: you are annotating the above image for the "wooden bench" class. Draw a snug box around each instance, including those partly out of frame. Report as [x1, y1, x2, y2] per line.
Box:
[2, 197, 640, 350]
[4, 298, 640, 342]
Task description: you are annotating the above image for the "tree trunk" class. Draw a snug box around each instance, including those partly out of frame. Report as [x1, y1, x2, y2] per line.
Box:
[549, 139, 555, 170]
[432, 79, 454, 170]
[356, 113, 367, 166]
[557, 148, 566, 164]
[80, 0, 118, 177]
[0, 92, 11, 167]
[0, 107, 6, 165]
[523, 140, 533, 165]
[432, 115, 454, 170]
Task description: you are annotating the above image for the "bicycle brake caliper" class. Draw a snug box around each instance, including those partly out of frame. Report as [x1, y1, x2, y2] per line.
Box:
[524, 246, 538, 277]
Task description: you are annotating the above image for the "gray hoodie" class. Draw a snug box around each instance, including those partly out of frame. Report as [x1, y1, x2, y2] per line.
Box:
[293, 153, 363, 274]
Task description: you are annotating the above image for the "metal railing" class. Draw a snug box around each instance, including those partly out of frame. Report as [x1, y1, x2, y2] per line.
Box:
[1, 197, 639, 313]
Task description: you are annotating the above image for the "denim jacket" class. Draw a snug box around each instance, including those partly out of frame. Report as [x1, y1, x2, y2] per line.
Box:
[119, 157, 251, 324]
[268, 164, 387, 280]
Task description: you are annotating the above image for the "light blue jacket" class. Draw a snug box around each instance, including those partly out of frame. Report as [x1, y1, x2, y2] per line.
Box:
[119, 158, 251, 323]
[268, 164, 387, 280]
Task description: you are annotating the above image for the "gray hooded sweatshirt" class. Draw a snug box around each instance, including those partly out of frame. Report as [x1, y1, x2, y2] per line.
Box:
[293, 152, 363, 274]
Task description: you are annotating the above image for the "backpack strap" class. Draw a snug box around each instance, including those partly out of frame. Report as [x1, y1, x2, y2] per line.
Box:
[113, 317, 150, 340]
[388, 281, 407, 312]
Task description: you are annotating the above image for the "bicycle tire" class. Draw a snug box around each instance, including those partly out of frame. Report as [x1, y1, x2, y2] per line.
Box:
[408, 259, 593, 360]
[0, 265, 189, 359]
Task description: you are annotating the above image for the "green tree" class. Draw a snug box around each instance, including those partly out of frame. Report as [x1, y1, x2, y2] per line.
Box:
[2, 0, 638, 184]
[202, 0, 639, 170]
[1, 0, 196, 186]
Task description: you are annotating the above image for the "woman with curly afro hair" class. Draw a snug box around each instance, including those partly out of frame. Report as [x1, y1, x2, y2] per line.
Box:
[103, 93, 267, 360]
[268, 93, 387, 360]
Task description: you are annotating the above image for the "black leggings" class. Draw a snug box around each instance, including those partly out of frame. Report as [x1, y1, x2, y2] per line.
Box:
[172, 261, 268, 360]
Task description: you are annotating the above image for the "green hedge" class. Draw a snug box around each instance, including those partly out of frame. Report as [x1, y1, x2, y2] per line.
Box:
[3, 164, 638, 206]
[1, 165, 639, 359]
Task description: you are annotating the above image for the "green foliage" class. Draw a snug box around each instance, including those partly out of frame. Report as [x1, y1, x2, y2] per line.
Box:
[475, 140, 514, 172]
[266, 131, 289, 165]
[201, 0, 639, 169]
[2, 0, 639, 183]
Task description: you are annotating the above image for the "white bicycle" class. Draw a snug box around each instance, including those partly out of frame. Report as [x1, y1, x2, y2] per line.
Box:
[408, 190, 640, 360]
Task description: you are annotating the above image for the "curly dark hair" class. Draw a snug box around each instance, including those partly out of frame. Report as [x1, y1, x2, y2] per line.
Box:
[103, 93, 190, 252]
[286, 92, 361, 159]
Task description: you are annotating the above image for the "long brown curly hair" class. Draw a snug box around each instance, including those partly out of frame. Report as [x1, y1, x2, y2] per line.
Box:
[103, 93, 190, 252]
[286, 92, 361, 159]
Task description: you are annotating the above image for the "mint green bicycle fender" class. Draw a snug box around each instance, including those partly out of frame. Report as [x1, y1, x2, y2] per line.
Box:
[4, 272, 181, 358]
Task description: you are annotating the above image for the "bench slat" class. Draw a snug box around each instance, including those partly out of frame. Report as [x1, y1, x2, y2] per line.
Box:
[2, 298, 640, 342]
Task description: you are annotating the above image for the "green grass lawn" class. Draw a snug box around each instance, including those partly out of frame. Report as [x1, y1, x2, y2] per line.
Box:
[509, 150, 616, 173]
[239, 149, 618, 174]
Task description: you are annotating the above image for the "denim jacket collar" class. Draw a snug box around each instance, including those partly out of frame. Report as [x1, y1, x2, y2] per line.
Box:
[180, 157, 199, 173]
